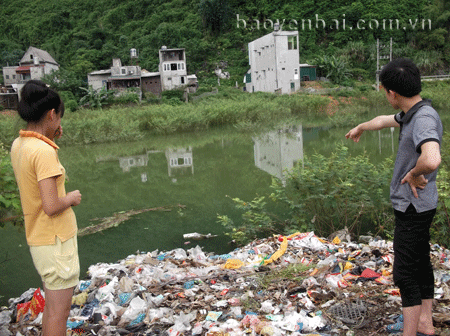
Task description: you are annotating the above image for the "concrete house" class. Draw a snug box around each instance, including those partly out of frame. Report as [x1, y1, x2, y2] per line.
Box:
[245, 26, 300, 94]
[159, 47, 188, 91]
[1, 46, 59, 109]
[3, 46, 59, 86]
[87, 47, 197, 98]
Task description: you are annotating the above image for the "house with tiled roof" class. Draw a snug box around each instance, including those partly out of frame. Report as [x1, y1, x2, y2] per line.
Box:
[2, 46, 60, 86]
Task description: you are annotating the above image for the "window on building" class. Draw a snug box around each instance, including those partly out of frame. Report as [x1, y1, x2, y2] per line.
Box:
[288, 36, 297, 50]
[12, 75, 16, 79]
[121, 68, 127, 75]
[171, 63, 177, 71]
[5, 75, 9, 79]
[181, 77, 185, 84]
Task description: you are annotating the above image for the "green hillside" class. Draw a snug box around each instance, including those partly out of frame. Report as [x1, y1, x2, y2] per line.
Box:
[1, 0, 449, 90]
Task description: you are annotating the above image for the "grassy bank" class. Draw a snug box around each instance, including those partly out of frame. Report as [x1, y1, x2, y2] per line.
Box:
[0, 86, 391, 147]
[2, 82, 449, 148]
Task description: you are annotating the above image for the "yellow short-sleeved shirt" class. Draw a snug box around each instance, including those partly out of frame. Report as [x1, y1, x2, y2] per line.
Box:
[10, 131, 77, 246]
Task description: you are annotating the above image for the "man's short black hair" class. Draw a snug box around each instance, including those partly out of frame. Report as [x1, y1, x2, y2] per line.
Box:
[380, 58, 421, 97]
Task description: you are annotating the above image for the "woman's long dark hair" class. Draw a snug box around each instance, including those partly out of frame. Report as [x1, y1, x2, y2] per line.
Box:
[18, 80, 64, 123]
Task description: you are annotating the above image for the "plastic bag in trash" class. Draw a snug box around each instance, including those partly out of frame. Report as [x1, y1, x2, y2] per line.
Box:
[171, 311, 197, 332]
[119, 293, 134, 306]
[80, 299, 99, 319]
[290, 232, 326, 251]
[8, 288, 36, 309]
[120, 296, 147, 324]
[0, 311, 11, 327]
[205, 311, 222, 322]
[192, 322, 203, 335]
[172, 248, 188, 260]
[127, 312, 146, 327]
[119, 277, 134, 292]
[187, 245, 207, 262]
[325, 274, 349, 288]
[16, 288, 45, 323]
[98, 301, 121, 319]
[78, 280, 91, 292]
[260, 300, 274, 313]
[96, 277, 118, 302]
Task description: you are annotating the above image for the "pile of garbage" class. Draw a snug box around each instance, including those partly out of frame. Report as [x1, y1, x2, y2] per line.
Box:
[2, 231, 450, 336]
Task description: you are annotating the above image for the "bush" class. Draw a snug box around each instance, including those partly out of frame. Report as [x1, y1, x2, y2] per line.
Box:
[144, 92, 161, 104]
[351, 68, 370, 81]
[218, 196, 276, 246]
[65, 100, 78, 112]
[59, 90, 76, 104]
[274, 145, 394, 237]
[432, 132, 450, 248]
[79, 86, 115, 109]
[0, 142, 22, 227]
[161, 89, 184, 102]
[357, 84, 372, 93]
[113, 88, 140, 105]
[219, 145, 394, 245]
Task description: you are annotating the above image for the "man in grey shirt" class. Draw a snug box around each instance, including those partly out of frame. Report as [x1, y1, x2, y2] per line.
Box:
[346, 58, 442, 336]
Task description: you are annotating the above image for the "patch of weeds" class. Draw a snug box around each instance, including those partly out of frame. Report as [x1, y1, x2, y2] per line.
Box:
[260, 263, 316, 288]
[240, 296, 261, 311]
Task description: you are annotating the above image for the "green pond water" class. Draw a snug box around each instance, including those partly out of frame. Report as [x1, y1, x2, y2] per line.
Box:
[0, 123, 399, 305]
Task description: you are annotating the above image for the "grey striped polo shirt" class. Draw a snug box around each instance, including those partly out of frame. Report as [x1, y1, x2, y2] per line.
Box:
[390, 99, 443, 213]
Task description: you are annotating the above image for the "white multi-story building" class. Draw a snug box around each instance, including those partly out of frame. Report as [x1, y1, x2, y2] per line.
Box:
[245, 27, 300, 94]
[158, 47, 188, 91]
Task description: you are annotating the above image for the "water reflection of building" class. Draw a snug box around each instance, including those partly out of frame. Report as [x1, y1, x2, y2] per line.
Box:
[253, 125, 303, 180]
[378, 127, 396, 154]
[119, 154, 149, 173]
[98, 147, 194, 181]
[165, 147, 194, 177]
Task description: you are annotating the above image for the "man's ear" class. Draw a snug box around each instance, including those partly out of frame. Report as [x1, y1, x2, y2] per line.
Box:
[386, 89, 397, 97]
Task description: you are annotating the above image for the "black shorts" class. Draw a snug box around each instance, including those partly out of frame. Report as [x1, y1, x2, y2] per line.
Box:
[393, 204, 436, 307]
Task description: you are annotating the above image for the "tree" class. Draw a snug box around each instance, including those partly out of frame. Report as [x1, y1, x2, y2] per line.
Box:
[41, 68, 86, 100]
[198, 0, 233, 35]
[315, 55, 351, 84]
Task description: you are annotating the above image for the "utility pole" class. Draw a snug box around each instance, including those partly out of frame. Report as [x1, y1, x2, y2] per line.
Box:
[376, 38, 393, 91]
